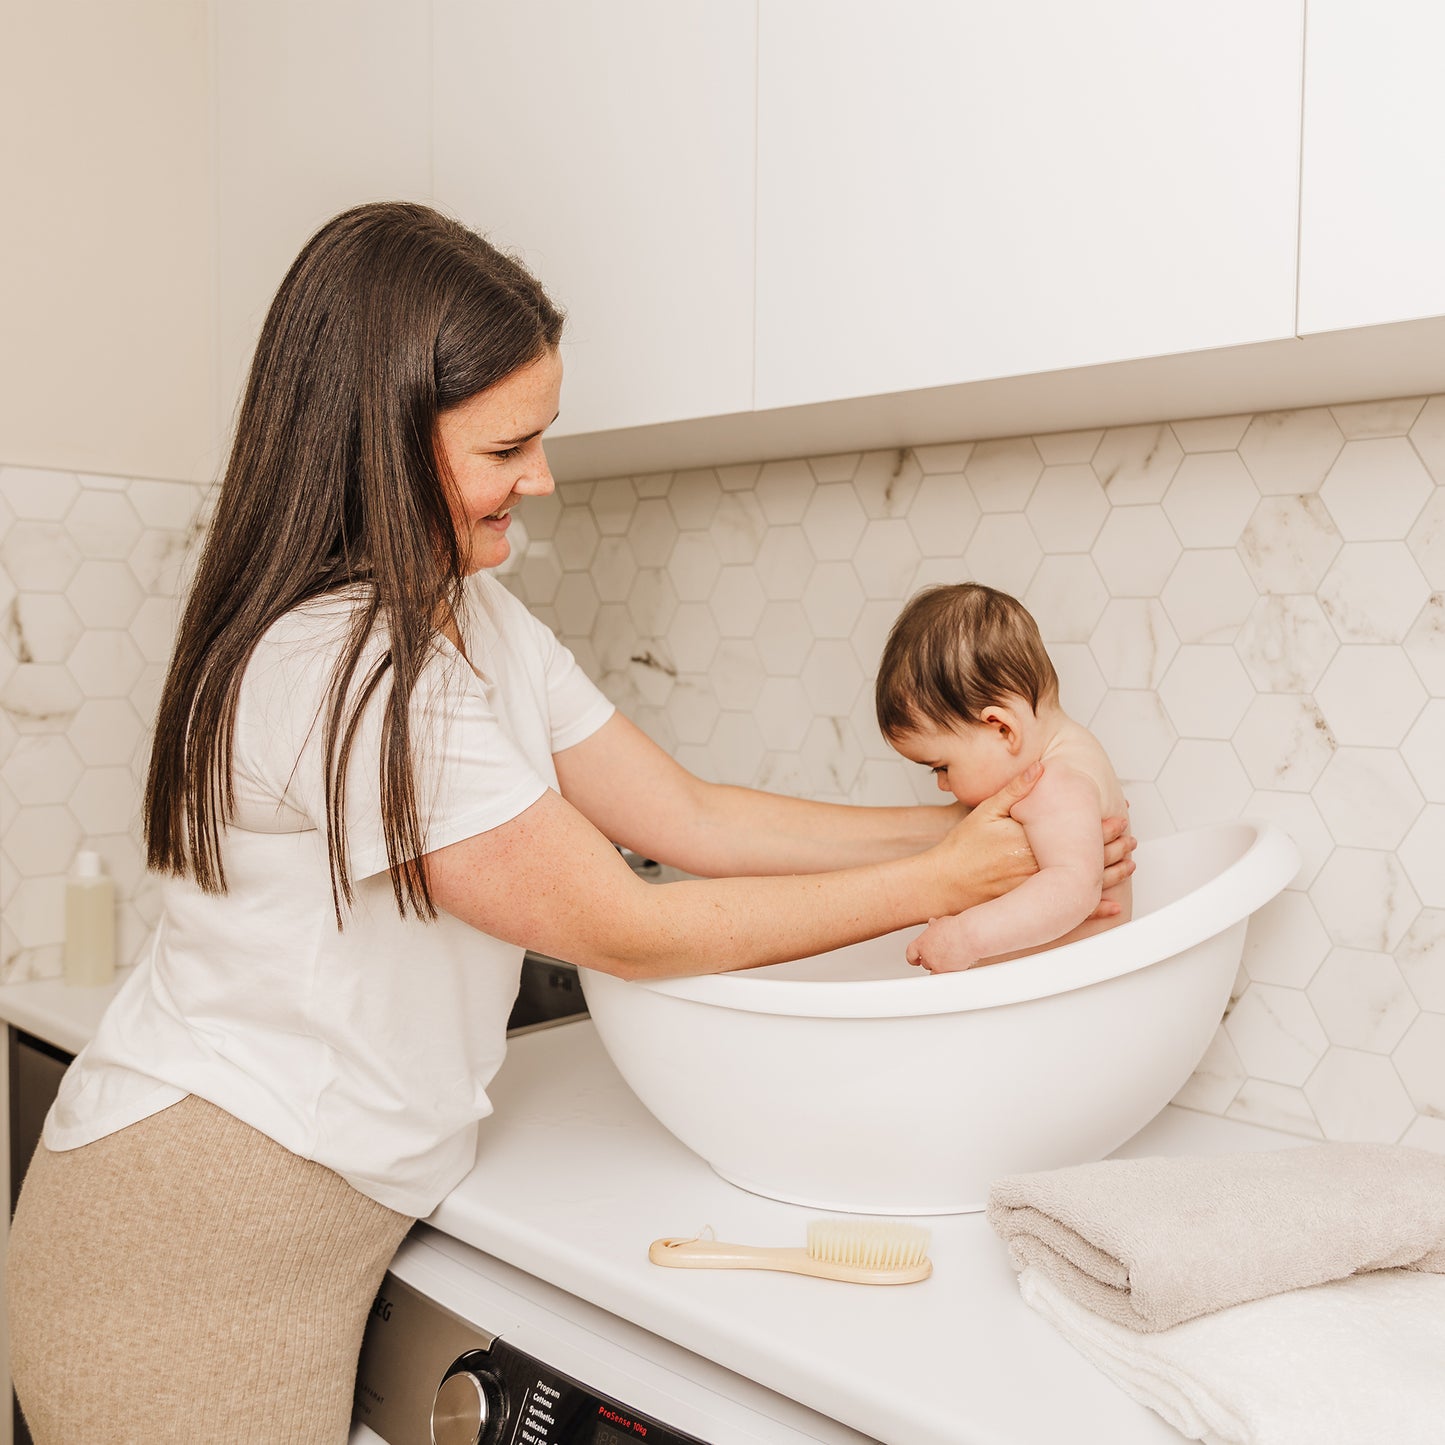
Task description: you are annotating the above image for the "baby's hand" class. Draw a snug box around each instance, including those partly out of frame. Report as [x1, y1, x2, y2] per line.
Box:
[906, 916, 980, 974]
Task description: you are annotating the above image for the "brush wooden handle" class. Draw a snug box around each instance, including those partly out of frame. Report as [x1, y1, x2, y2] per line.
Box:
[648, 1236, 931, 1285]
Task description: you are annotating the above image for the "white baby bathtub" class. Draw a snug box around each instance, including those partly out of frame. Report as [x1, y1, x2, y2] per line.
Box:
[579, 819, 1300, 1215]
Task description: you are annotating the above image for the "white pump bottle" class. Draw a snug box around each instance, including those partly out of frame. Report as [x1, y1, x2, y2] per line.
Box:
[63, 848, 116, 987]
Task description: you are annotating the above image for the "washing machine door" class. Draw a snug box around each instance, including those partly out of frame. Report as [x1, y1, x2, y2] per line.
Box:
[353, 1271, 708, 1445]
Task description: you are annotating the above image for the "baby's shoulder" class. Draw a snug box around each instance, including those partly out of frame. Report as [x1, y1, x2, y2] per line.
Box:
[1041, 721, 1126, 811]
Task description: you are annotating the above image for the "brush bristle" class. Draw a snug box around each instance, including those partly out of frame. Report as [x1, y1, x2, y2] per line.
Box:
[806, 1219, 931, 1271]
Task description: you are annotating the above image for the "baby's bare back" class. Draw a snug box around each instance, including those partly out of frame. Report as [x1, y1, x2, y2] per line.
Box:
[1028, 717, 1132, 943]
[906, 714, 1134, 971]
[1041, 717, 1127, 817]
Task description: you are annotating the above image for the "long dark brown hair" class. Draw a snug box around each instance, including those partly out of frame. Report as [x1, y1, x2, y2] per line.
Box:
[145, 202, 564, 924]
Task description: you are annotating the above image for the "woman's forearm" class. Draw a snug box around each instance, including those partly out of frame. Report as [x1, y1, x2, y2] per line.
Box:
[554, 712, 958, 877]
[605, 856, 943, 978]
[667, 780, 958, 877]
[428, 785, 1018, 982]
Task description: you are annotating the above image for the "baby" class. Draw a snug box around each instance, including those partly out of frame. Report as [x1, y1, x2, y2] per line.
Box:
[875, 583, 1132, 972]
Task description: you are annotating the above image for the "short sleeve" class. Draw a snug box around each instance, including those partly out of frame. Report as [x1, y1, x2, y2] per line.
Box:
[373, 654, 553, 877]
[511, 593, 614, 753]
[231, 596, 570, 883]
[458, 574, 614, 756]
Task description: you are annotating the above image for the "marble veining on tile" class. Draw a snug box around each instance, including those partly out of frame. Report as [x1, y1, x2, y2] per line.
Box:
[7, 393, 1445, 1152]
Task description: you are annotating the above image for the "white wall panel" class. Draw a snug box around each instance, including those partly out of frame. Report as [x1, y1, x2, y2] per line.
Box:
[1299, 1, 1445, 334]
[0, 0, 213, 482]
[432, 1, 756, 437]
[213, 0, 433, 448]
[755, 1, 1303, 410]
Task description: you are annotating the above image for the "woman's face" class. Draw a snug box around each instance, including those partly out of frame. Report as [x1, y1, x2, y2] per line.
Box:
[435, 349, 563, 574]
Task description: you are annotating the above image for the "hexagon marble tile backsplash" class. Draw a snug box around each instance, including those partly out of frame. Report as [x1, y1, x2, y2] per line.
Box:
[4, 395, 1445, 1152]
[1, 467, 208, 981]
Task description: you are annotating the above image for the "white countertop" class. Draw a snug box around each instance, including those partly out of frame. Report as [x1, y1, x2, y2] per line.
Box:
[431, 1019, 1308, 1445]
[0, 970, 129, 1056]
[0, 976, 1308, 1445]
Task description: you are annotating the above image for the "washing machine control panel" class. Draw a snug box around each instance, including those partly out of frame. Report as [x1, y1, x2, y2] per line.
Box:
[355, 1272, 705, 1445]
[444, 1340, 705, 1445]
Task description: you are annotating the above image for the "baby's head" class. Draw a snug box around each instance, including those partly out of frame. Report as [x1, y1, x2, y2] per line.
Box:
[875, 584, 1059, 804]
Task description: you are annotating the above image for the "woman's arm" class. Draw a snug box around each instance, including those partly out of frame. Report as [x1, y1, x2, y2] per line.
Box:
[423, 764, 1045, 981]
[554, 712, 963, 876]
[552, 712, 1136, 891]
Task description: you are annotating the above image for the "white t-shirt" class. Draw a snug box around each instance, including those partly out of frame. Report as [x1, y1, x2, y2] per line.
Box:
[45, 573, 614, 1217]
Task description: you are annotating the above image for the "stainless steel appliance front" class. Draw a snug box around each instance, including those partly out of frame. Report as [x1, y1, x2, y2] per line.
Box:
[350, 1228, 876, 1445]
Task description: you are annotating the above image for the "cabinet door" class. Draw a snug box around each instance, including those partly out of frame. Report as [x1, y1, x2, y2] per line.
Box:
[214, 0, 433, 438]
[755, 1, 1303, 411]
[433, 1, 756, 438]
[1298, 1, 1445, 335]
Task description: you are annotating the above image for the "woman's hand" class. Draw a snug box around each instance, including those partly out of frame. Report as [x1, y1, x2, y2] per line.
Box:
[1096, 811, 1137, 914]
[930, 762, 1043, 915]
[930, 769, 1137, 920]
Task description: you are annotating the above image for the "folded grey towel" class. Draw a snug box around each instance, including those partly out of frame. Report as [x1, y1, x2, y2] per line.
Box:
[986, 1143, 1445, 1332]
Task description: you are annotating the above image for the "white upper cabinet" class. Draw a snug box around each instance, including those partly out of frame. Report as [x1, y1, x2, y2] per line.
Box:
[754, 1, 1305, 412]
[214, 0, 433, 446]
[432, 1, 757, 439]
[209, 2, 1445, 467]
[1298, 1, 1445, 335]
[3, 1, 213, 482]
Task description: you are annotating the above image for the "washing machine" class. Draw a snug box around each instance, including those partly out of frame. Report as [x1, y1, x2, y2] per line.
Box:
[350, 1223, 879, 1445]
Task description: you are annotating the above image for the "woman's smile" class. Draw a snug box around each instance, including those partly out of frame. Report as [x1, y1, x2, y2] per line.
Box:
[435, 349, 563, 573]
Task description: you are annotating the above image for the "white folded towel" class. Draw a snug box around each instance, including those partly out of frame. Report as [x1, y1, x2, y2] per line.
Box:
[1019, 1264, 1445, 1445]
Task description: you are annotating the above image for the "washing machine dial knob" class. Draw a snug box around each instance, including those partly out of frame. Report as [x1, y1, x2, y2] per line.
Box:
[430, 1368, 492, 1445]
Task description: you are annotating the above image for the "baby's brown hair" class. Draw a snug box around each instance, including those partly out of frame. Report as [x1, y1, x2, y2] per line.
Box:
[875, 583, 1059, 741]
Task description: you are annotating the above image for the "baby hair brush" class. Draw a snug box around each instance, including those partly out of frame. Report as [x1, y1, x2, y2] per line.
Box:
[649, 1219, 932, 1285]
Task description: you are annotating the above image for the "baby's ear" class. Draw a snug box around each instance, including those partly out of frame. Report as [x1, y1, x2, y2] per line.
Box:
[983, 704, 1025, 751]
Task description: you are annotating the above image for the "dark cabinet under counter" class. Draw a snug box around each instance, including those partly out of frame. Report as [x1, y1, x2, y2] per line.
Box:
[8, 1027, 73, 1445]
[8, 1028, 72, 1217]
[508, 951, 588, 1034]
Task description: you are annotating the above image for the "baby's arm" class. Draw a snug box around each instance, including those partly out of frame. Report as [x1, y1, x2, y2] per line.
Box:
[907, 766, 1104, 972]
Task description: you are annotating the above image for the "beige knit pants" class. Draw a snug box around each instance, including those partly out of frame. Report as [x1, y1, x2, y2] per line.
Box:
[7, 1095, 414, 1444]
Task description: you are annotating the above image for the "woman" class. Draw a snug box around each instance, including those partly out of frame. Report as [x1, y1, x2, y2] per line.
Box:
[8, 202, 1133, 1442]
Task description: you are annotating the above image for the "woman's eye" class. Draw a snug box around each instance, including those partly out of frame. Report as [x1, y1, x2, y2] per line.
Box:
[491, 445, 523, 461]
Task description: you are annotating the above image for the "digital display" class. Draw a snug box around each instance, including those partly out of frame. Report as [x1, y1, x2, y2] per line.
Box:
[489, 1336, 710, 1445]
